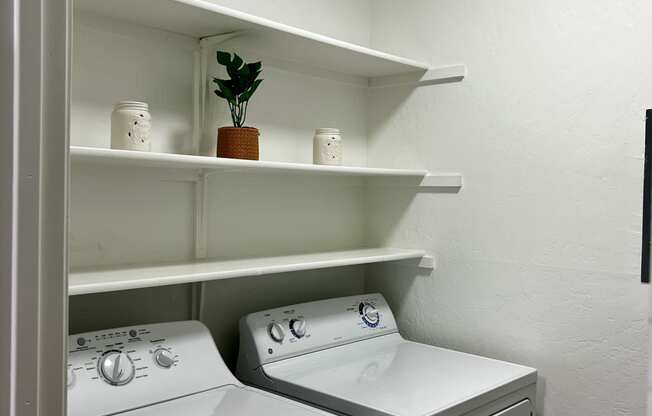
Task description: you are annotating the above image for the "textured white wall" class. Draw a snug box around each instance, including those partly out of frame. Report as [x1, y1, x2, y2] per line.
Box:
[366, 1, 651, 415]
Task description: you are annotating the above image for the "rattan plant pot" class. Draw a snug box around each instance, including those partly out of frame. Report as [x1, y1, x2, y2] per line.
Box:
[217, 127, 259, 160]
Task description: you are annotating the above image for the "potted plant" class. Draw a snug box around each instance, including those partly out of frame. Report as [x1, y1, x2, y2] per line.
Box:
[213, 51, 263, 160]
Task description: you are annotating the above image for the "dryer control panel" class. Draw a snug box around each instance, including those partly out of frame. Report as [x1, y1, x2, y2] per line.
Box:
[238, 293, 398, 368]
[67, 321, 238, 416]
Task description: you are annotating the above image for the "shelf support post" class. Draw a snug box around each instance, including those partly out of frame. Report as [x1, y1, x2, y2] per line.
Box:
[194, 170, 208, 260]
[191, 48, 201, 155]
[191, 170, 209, 320]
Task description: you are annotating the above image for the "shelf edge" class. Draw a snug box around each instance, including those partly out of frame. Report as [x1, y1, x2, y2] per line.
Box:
[70, 146, 431, 178]
[69, 248, 427, 296]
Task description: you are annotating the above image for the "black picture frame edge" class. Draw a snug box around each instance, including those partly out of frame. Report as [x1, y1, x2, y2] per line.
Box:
[641, 109, 651, 283]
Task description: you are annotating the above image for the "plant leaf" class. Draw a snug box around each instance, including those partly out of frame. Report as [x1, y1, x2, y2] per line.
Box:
[235, 64, 251, 89]
[245, 63, 262, 84]
[214, 52, 263, 111]
[216, 51, 232, 67]
[231, 53, 244, 70]
[249, 78, 263, 95]
[227, 67, 247, 93]
[239, 79, 263, 102]
[214, 78, 236, 103]
[247, 62, 262, 75]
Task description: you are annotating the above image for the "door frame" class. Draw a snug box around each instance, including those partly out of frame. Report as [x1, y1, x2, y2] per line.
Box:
[1, 0, 70, 415]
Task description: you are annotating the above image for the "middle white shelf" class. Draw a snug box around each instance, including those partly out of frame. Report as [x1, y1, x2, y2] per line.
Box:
[69, 248, 431, 295]
[70, 146, 463, 187]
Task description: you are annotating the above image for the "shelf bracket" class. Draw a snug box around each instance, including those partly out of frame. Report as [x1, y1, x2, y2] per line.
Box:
[420, 173, 463, 188]
[369, 64, 467, 88]
[420, 64, 467, 84]
[417, 254, 436, 269]
[394, 253, 436, 270]
[192, 169, 209, 321]
[194, 170, 209, 259]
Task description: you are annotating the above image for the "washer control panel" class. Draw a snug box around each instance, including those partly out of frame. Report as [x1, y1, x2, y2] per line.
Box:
[238, 293, 397, 367]
[68, 321, 237, 416]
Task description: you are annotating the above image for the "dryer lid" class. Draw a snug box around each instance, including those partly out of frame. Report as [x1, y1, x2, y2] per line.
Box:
[122, 385, 333, 416]
[262, 334, 536, 416]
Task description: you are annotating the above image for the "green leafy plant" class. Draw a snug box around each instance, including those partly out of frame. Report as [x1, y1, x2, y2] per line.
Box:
[213, 51, 263, 128]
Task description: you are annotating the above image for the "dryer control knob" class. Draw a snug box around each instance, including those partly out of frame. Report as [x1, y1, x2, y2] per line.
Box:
[98, 350, 135, 386]
[153, 348, 175, 368]
[289, 319, 307, 338]
[360, 303, 380, 327]
[267, 322, 285, 343]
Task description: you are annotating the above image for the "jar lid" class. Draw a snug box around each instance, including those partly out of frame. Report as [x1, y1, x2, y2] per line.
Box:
[315, 128, 341, 134]
[113, 101, 149, 110]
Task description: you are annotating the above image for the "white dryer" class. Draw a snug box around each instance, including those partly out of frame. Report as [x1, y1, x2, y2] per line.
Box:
[237, 294, 537, 416]
[67, 320, 334, 416]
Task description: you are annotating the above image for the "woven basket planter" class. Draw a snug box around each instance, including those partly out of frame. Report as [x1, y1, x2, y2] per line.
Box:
[217, 127, 259, 160]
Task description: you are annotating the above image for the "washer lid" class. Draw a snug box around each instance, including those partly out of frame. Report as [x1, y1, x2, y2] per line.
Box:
[262, 334, 536, 416]
[122, 385, 333, 416]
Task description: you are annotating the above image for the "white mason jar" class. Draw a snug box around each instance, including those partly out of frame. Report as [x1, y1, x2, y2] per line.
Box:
[313, 128, 342, 165]
[111, 101, 152, 151]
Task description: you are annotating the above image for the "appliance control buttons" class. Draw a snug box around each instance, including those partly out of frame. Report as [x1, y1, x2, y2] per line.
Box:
[76, 337, 86, 347]
[129, 329, 138, 338]
[268, 322, 285, 343]
[359, 302, 380, 327]
[289, 319, 307, 338]
[98, 350, 135, 386]
[153, 348, 175, 368]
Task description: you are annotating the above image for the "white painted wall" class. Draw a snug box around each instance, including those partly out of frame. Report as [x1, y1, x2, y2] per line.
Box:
[365, 1, 651, 415]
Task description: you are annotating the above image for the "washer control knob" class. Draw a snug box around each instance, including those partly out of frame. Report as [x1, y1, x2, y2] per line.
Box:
[154, 348, 175, 368]
[267, 322, 285, 343]
[359, 302, 380, 327]
[289, 319, 307, 338]
[98, 351, 135, 386]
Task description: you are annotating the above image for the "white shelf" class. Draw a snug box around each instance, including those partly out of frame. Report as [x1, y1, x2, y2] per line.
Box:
[75, 0, 432, 79]
[69, 248, 429, 295]
[70, 147, 462, 186]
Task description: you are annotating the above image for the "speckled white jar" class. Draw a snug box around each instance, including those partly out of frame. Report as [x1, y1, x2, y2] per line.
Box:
[313, 128, 342, 165]
[111, 101, 152, 151]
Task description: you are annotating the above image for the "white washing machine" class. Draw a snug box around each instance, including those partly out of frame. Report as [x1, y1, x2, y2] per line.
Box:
[67, 320, 335, 416]
[237, 294, 537, 416]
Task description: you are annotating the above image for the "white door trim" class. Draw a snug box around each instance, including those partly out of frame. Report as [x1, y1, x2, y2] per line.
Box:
[2, 0, 70, 415]
[0, 0, 16, 413]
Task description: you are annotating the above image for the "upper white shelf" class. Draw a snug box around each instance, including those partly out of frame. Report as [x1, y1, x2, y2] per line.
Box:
[69, 248, 429, 295]
[70, 147, 462, 187]
[74, 0, 431, 79]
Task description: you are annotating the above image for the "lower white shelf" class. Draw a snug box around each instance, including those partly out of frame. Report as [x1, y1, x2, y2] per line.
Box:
[68, 248, 429, 295]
